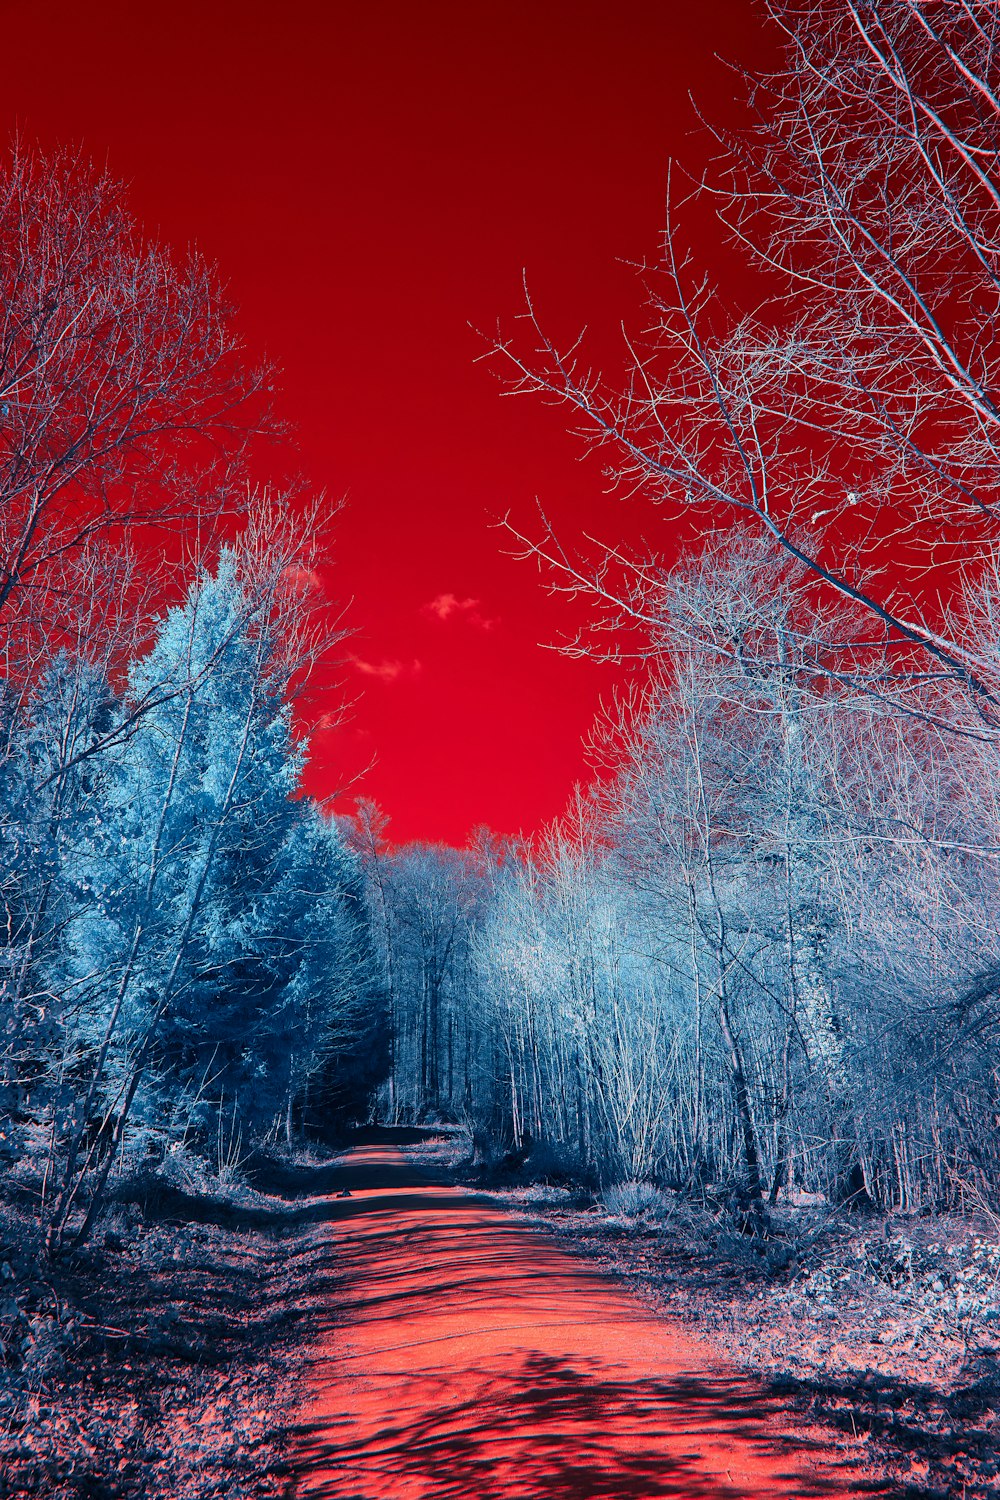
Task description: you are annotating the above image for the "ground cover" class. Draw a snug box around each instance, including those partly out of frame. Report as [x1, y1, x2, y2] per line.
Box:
[0, 1150, 338, 1500]
[479, 1166, 1000, 1499]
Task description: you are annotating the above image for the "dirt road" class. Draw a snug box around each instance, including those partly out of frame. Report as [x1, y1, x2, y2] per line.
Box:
[287, 1141, 863, 1499]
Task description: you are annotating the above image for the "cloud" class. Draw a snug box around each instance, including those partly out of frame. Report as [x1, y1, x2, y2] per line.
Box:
[351, 656, 422, 683]
[424, 593, 496, 629]
[280, 564, 323, 595]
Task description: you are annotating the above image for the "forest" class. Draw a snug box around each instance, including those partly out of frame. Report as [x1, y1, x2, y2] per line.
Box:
[4, 3, 1000, 1498]
[365, 0, 1000, 1220]
[367, 533, 1000, 1213]
[0, 145, 387, 1261]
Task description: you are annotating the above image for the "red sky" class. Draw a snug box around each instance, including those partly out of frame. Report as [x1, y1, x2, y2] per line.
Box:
[2, 0, 774, 845]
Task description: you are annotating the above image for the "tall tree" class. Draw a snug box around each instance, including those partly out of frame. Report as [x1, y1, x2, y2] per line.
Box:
[498, 0, 1000, 731]
[0, 141, 268, 640]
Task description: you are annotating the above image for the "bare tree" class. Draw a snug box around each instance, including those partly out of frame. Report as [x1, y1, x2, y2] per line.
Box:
[496, 1, 1000, 729]
[0, 140, 270, 639]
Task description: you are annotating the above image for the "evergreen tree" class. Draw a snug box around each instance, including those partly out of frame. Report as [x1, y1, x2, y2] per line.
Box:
[45, 545, 382, 1246]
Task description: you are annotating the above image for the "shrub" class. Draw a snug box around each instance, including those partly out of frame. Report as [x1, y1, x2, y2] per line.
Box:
[602, 1181, 674, 1220]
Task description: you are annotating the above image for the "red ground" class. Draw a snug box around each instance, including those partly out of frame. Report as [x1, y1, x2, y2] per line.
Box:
[287, 1145, 863, 1498]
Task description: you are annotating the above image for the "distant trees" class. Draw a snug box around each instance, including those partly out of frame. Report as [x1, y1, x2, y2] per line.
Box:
[470, 819, 676, 1179]
[367, 529, 1000, 1212]
[358, 838, 481, 1122]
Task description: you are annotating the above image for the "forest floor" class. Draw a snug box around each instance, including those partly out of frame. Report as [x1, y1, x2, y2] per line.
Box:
[0, 1145, 337, 1500]
[2, 1129, 998, 1498]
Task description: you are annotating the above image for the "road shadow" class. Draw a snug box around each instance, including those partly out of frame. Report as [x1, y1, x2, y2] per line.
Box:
[284, 1142, 869, 1498]
[292, 1345, 866, 1499]
[246, 1126, 459, 1199]
[123, 1126, 466, 1227]
[132, 1181, 492, 1232]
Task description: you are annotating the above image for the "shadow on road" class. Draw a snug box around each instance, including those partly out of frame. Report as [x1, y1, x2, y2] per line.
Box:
[130, 1127, 466, 1229]
[294, 1353, 860, 1499]
[283, 1137, 868, 1499]
[247, 1126, 456, 1199]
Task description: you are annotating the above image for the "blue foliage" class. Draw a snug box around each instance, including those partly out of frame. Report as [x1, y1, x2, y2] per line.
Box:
[21, 548, 383, 1166]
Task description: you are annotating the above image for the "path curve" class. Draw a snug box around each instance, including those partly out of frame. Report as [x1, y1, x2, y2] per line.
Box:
[287, 1142, 861, 1499]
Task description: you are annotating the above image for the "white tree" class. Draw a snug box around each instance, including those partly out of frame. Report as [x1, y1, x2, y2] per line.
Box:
[497, 1, 1000, 731]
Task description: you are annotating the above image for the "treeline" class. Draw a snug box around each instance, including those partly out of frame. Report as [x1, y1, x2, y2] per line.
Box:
[0, 145, 385, 1255]
[362, 540, 1000, 1212]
